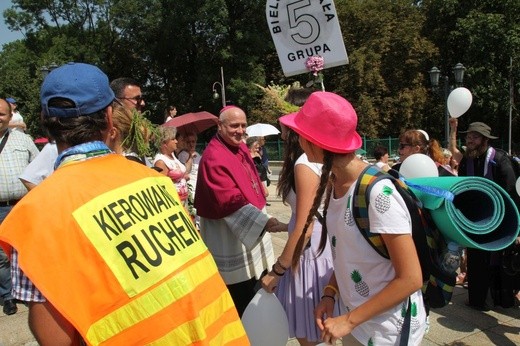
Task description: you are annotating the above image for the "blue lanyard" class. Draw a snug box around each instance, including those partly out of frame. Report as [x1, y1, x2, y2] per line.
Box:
[54, 141, 112, 170]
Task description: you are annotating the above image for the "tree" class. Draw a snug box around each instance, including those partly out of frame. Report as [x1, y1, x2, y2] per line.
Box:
[0, 41, 41, 135]
[1, 0, 119, 136]
[3, 0, 518, 150]
[421, 0, 520, 150]
[1, 0, 277, 131]
[330, 0, 438, 139]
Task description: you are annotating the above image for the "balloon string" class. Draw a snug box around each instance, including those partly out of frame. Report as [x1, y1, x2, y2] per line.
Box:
[400, 178, 455, 202]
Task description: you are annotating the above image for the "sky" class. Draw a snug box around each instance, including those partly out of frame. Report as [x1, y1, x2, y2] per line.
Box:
[0, 1, 24, 48]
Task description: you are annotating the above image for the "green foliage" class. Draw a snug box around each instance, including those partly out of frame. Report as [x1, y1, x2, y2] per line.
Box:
[249, 83, 299, 125]
[122, 109, 158, 157]
[0, 0, 519, 150]
[0, 41, 42, 136]
[332, 0, 437, 138]
[422, 0, 520, 150]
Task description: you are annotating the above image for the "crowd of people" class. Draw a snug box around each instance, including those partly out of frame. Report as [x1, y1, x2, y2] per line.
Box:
[0, 62, 519, 345]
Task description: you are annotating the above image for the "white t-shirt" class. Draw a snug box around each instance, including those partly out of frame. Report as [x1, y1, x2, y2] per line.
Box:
[292, 153, 324, 216]
[19, 142, 58, 185]
[327, 179, 427, 345]
[9, 111, 25, 131]
[295, 153, 322, 174]
[375, 161, 388, 169]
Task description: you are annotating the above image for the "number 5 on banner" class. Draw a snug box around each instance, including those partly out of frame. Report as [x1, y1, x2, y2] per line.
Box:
[287, 0, 320, 45]
[266, 0, 348, 77]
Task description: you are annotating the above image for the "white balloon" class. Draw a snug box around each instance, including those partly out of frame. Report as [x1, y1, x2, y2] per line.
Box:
[447, 87, 473, 118]
[515, 177, 520, 197]
[241, 289, 289, 346]
[400, 153, 439, 178]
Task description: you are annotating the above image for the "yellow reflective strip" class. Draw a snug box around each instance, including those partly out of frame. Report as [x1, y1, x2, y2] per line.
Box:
[148, 291, 241, 346]
[209, 320, 248, 346]
[86, 253, 216, 345]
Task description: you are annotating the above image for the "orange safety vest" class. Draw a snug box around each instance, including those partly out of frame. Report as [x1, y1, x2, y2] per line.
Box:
[0, 154, 248, 346]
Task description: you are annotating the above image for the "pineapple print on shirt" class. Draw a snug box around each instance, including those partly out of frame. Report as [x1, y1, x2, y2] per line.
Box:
[397, 301, 420, 334]
[375, 185, 394, 213]
[351, 269, 369, 297]
[344, 193, 355, 226]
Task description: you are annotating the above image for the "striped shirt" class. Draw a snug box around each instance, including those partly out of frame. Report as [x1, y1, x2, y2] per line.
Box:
[11, 249, 46, 302]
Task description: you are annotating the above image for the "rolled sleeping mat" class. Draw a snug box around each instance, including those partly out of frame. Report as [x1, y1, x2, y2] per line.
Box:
[406, 176, 520, 251]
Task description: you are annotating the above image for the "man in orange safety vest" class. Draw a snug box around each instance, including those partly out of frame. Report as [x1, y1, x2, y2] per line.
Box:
[0, 62, 248, 345]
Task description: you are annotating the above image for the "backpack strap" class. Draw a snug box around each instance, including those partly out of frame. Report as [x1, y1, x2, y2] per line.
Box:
[485, 147, 496, 179]
[0, 130, 10, 155]
[352, 165, 432, 281]
[352, 165, 391, 258]
[399, 297, 412, 346]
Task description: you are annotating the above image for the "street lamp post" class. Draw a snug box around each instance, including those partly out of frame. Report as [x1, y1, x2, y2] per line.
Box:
[212, 66, 226, 108]
[40, 62, 59, 78]
[429, 63, 466, 146]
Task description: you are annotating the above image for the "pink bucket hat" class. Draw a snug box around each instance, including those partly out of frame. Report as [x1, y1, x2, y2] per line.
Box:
[279, 91, 362, 153]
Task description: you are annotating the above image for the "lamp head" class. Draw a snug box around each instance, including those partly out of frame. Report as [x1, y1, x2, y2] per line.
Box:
[40, 66, 50, 77]
[429, 66, 441, 87]
[213, 91, 220, 100]
[453, 63, 465, 85]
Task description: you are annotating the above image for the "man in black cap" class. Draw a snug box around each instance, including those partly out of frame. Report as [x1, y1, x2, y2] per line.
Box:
[449, 118, 518, 310]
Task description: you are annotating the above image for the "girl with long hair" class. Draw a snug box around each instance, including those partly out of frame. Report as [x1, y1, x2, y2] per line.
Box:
[280, 92, 427, 345]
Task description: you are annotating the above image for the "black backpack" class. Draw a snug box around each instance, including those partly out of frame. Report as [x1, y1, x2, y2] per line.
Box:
[489, 149, 520, 279]
[352, 166, 457, 310]
[491, 148, 520, 181]
[509, 155, 520, 180]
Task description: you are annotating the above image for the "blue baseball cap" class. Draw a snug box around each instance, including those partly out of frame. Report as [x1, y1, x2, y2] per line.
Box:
[6, 97, 16, 104]
[40, 62, 115, 118]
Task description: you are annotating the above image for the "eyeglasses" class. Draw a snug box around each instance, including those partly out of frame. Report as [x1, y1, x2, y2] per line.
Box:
[399, 143, 412, 150]
[112, 98, 124, 107]
[119, 95, 144, 104]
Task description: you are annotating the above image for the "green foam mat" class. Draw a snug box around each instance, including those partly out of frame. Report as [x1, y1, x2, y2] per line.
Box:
[407, 176, 519, 251]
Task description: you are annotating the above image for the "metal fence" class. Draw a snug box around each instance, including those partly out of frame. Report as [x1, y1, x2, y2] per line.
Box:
[262, 137, 403, 161]
[215, 137, 410, 161]
[198, 137, 514, 162]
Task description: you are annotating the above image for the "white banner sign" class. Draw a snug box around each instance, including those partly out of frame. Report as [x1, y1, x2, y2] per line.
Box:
[266, 0, 349, 77]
